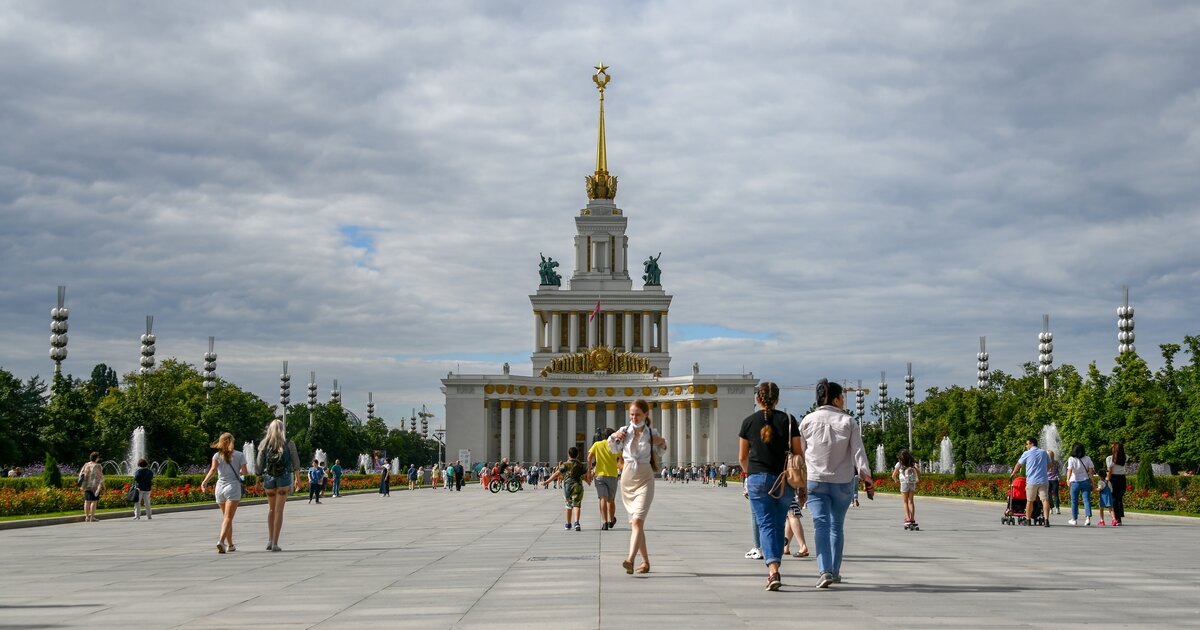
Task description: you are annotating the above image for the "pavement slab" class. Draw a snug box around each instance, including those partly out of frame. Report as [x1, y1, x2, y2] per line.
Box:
[1, 483, 1198, 628]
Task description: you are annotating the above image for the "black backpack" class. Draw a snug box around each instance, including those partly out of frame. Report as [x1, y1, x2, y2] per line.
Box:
[265, 444, 290, 477]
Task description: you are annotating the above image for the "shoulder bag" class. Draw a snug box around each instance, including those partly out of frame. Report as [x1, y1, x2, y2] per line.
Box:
[769, 411, 808, 500]
[223, 457, 245, 495]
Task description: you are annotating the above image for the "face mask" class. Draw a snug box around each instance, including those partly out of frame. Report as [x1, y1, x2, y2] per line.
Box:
[632, 420, 645, 429]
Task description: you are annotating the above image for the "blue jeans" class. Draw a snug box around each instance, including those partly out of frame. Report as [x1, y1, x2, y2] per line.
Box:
[746, 473, 790, 566]
[750, 505, 760, 548]
[1048, 480, 1061, 511]
[332, 476, 341, 496]
[1070, 480, 1092, 520]
[807, 480, 855, 577]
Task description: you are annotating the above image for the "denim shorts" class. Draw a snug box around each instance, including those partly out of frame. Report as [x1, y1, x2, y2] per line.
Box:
[262, 473, 290, 491]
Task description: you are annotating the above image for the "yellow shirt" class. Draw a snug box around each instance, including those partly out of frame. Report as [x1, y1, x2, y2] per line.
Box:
[588, 439, 619, 477]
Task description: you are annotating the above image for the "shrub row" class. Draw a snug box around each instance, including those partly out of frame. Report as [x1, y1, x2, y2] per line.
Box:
[871, 473, 1200, 514]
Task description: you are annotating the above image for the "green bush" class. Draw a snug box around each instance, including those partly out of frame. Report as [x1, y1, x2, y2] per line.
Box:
[0, 477, 45, 491]
[162, 460, 179, 478]
[42, 453, 63, 489]
[1136, 458, 1156, 490]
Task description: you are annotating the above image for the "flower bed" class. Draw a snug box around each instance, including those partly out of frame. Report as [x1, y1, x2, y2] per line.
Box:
[871, 473, 1200, 515]
[0, 474, 387, 518]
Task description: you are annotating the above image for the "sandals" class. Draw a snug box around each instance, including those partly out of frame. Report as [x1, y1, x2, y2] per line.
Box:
[636, 563, 650, 574]
[622, 560, 634, 575]
[793, 550, 808, 558]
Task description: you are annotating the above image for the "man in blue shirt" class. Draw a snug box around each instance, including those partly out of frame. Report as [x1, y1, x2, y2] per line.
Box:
[331, 459, 343, 497]
[1011, 437, 1051, 527]
[308, 460, 326, 504]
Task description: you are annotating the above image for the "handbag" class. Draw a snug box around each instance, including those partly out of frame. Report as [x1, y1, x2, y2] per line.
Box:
[223, 458, 245, 494]
[648, 427, 661, 473]
[125, 485, 140, 503]
[769, 411, 808, 501]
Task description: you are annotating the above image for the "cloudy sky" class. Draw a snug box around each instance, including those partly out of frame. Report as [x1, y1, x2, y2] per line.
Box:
[2, 1, 1198, 425]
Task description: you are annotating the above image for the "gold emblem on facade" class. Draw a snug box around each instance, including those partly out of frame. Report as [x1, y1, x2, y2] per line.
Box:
[551, 387, 561, 396]
[587, 388, 597, 397]
[538, 346, 661, 377]
[519, 386, 528, 395]
[568, 388, 579, 396]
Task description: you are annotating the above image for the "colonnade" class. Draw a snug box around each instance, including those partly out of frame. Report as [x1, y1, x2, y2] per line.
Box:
[487, 397, 718, 466]
[532, 310, 668, 355]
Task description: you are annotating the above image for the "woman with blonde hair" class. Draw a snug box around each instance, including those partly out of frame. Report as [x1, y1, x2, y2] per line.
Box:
[255, 419, 301, 551]
[739, 382, 803, 591]
[608, 399, 667, 575]
[200, 432, 248, 553]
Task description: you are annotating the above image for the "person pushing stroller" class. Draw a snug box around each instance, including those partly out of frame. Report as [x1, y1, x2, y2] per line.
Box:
[1009, 437, 1051, 527]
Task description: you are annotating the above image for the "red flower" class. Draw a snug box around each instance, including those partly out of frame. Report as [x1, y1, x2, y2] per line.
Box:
[1162, 492, 1170, 497]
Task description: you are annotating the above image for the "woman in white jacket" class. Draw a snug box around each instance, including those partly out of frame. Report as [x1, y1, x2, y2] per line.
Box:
[608, 399, 668, 575]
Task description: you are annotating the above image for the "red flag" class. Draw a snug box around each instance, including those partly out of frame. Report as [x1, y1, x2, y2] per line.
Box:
[589, 299, 601, 322]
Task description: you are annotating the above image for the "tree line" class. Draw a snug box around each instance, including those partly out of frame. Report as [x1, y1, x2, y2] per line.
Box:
[0, 359, 439, 470]
[863, 336, 1200, 475]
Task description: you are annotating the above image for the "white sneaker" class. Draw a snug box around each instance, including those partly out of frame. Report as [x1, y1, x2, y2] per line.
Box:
[1068, 519, 1077, 526]
[745, 547, 763, 560]
[1084, 517, 1091, 526]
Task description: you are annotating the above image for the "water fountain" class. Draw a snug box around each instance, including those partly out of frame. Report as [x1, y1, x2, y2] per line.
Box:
[875, 444, 886, 473]
[127, 426, 146, 473]
[939, 436, 954, 473]
[1040, 423, 1061, 459]
[314, 448, 327, 467]
[391, 458, 400, 475]
[357, 453, 372, 473]
[243, 441, 257, 475]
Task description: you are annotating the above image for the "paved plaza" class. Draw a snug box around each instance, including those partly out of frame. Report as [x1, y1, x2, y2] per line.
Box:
[0, 483, 1197, 629]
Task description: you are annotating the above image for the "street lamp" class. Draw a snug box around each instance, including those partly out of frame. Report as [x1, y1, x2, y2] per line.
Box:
[279, 361, 291, 428]
[330, 379, 341, 405]
[977, 336, 990, 389]
[855, 380, 865, 427]
[1038, 314, 1054, 391]
[905, 363, 915, 450]
[50, 286, 69, 375]
[420, 405, 433, 438]
[308, 372, 317, 429]
[1118, 286, 1136, 355]
[433, 428, 446, 465]
[139, 316, 156, 374]
[203, 337, 217, 399]
[367, 392, 375, 421]
[878, 371, 888, 430]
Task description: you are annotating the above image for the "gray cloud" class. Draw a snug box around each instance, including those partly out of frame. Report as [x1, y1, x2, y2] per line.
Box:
[2, 1, 1198, 425]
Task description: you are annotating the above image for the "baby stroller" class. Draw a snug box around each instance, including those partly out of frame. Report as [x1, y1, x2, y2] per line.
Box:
[1002, 477, 1044, 526]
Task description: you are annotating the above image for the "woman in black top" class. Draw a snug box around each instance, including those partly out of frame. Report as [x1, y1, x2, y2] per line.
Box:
[133, 458, 153, 520]
[738, 382, 803, 591]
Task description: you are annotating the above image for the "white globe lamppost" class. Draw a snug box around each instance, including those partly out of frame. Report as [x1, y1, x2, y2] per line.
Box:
[308, 372, 317, 429]
[139, 316, 156, 374]
[1118, 286, 1136, 355]
[330, 379, 341, 406]
[279, 361, 291, 429]
[977, 336, 990, 389]
[905, 363, 915, 450]
[367, 392, 375, 421]
[855, 380, 865, 427]
[1038, 314, 1054, 391]
[49, 286, 69, 375]
[878, 371, 889, 430]
[203, 337, 217, 400]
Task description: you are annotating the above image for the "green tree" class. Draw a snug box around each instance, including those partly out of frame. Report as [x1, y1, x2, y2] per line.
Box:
[94, 360, 209, 465]
[88, 364, 119, 403]
[1163, 336, 1200, 471]
[41, 372, 99, 466]
[0, 369, 47, 466]
[42, 452, 63, 488]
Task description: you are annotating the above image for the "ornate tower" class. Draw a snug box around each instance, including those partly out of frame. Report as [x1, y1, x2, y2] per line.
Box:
[528, 64, 673, 375]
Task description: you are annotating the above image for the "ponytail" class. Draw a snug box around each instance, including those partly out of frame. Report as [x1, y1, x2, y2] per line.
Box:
[756, 382, 780, 443]
[815, 378, 843, 407]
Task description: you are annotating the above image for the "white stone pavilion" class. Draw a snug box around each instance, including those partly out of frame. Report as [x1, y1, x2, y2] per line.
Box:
[441, 65, 757, 469]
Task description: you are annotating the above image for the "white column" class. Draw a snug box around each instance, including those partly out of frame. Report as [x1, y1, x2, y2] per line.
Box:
[642, 312, 652, 352]
[569, 313, 580, 353]
[690, 400, 701, 465]
[661, 311, 669, 354]
[605, 312, 616, 348]
[623, 312, 634, 352]
[676, 400, 686, 463]
[500, 401, 512, 461]
[530, 402, 542, 463]
[533, 312, 542, 354]
[585, 403, 596, 449]
[548, 403, 560, 463]
[515, 402, 526, 463]
[659, 404, 673, 467]
[566, 403, 578, 456]
[551, 313, 562, 353]
[711, 400, 719, 464]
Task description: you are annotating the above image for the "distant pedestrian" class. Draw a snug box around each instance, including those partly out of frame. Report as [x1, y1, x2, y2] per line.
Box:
[801, 379, 874, 589]
[379, 464, 391, 496]
[588, 427, 619, 530]
[423, 465, 432, 488]
[1010, 437, 1051, 527]
[255, 418, 302, 552]
[608, 399, 666, 575]
[307, 460, 325, 504]
[1097, 474, 1114, 525]
[453, 461, 464, 491]
[892, 449, 919, 529]
[331, 459, 343, 497]
[740, 382, 802, 591]
[200, 432, 248, 554]
[1047, 450, 1062, 515]
[408, 464, 418, 490]
[719, 462, 728, 487]
[78, 452, 104, 523]
[132, 458, 153, 520]
[433, 463, 442, 489]
[543, 446, 589, 530]
[1064, 443, 1095, 526]
[1105, 442, 1127, 526]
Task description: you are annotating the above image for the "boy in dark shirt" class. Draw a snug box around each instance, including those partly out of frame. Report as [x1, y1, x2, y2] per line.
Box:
[543, 446, 591, 531]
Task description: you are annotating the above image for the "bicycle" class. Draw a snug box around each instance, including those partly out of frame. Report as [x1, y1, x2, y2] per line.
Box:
[488, 472, 523, 493]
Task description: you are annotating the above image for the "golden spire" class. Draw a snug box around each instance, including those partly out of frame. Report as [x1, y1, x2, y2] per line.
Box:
[586, 63, 617, 200]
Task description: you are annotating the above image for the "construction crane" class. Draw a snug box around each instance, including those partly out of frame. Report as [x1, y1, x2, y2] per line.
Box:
[780, 382, 871, 425]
